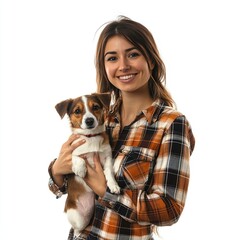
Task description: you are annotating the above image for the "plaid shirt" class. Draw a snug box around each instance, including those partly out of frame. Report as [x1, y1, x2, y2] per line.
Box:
[73, 99, 195, 240]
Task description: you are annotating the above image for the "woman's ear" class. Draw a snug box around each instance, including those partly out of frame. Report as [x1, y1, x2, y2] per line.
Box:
[149, 61, 155, 71]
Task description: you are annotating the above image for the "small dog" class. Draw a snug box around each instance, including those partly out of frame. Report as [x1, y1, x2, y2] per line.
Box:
[55, 93, 120, 237]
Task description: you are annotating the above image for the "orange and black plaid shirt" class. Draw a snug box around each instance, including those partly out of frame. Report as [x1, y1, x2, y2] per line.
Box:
[75, 99, 195, 240]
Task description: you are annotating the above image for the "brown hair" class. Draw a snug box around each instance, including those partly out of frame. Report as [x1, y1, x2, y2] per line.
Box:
[95, 16, 175, 107]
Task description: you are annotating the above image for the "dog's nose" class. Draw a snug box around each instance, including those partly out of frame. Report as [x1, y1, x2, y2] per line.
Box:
[85, 117, 94, 127]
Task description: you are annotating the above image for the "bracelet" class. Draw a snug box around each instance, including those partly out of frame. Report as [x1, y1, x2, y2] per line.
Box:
[48, 159, 68, 199]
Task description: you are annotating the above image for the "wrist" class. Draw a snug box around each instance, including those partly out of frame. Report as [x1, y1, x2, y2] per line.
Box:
[48, 159, 67, 198]
[51, 160, 64, 186]
[96, 185, 107, 198]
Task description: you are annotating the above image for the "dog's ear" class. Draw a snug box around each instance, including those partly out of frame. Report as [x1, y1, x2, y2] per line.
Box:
[92, 93, 111, 109]
[55, 99, 73, 119]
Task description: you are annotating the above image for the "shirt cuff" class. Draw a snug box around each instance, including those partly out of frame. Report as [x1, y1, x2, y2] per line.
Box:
[100, 187, 119, 207]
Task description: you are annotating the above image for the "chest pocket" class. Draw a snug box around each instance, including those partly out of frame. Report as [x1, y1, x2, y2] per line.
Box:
[116, 146, 156, 190]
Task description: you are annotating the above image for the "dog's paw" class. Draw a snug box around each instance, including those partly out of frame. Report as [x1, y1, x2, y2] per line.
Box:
[108, 183, 121, 194]
[76, 166, 87, 178]
[72, 158, 87, 178]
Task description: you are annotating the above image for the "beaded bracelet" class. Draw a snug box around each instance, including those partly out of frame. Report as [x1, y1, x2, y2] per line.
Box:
[48, 159, 68, 199]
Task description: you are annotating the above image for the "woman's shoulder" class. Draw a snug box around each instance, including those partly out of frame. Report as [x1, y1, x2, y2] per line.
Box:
[161, 105, 182, 116]
[155, 103, 193, 131]
[154, 101, 183, 122]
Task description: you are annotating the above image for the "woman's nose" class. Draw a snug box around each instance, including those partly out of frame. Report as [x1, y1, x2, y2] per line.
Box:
[119, 58, 130, 72]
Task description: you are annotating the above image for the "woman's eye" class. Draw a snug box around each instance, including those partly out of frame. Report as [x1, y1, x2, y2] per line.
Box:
[129, 52, 140, 58]
[106, 56, 117, 62]
[74, 109, 81, 115]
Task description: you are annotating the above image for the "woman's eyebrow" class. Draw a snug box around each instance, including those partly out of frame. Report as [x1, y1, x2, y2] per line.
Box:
[104, 47, 137, 57]
[104, 51, 116, 57]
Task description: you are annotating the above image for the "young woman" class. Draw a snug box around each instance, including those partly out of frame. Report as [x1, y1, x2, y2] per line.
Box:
[48, 16, 195, 240]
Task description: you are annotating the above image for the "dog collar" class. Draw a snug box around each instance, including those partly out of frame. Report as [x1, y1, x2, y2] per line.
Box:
[83, 133, 102, 138]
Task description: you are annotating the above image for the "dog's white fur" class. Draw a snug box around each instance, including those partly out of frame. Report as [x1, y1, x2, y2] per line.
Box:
[55, 94, 120, 238]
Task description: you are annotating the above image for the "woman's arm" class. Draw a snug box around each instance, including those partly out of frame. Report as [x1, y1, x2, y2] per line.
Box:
[48, 134, 86, 196]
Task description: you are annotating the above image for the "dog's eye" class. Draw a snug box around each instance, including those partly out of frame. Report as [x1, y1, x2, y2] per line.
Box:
[92, 104, 100, 111]
[74, 108, 81, 115]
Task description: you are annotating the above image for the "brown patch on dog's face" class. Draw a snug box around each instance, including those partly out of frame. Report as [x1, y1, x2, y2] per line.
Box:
[68, 97, 85, 128]
[86, 96, 105, 125]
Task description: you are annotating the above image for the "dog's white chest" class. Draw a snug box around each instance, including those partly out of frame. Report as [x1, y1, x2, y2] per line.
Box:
[72, 136, 104, 155]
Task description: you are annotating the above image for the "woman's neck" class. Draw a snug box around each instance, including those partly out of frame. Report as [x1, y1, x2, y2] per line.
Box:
[120, 91, 153, 128]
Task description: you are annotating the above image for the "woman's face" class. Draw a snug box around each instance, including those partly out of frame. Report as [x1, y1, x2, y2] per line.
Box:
[104, 35, 152, 95]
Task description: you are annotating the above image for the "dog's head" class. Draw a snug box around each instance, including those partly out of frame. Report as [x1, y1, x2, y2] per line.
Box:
[55, 93, 111, 131]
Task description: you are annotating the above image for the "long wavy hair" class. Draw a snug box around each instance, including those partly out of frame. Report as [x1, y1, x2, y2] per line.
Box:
[95, 16, 175, 108]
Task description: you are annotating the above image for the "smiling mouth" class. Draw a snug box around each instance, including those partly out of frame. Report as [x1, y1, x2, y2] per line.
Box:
[118, 74, 135, 82]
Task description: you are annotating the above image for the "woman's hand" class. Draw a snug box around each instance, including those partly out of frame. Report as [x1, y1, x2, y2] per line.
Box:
[51, 134, 86, 186]
[84, 153, 107, 198]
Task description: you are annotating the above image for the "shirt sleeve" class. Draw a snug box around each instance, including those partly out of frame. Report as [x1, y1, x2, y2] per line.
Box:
[99, 115, 195, 226]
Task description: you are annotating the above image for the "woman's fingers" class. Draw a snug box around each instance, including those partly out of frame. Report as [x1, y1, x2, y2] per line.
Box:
[92, 153, 102, 171]
[65, 134, 79, 146]
[71, 138, 86, 151]
[63, 134, 86, 152]
[85, 153, 101, 172]
[84, 153, 107, 197]
[55, 134, 86, 175]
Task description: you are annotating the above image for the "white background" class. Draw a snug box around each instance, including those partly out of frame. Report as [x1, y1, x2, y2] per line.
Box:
[0, 0, 239, 239]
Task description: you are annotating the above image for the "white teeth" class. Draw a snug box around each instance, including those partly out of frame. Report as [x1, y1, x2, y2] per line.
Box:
[119, 75, 133, 80]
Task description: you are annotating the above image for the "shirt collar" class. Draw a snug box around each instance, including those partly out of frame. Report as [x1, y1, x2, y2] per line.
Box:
[109, 97, 166, 124]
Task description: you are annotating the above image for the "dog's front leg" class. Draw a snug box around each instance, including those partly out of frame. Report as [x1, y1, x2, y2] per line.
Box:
[101, 155, 120, 194]
[72, 155, 87, 178]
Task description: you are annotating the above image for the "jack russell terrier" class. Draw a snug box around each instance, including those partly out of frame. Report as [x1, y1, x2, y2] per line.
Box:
[55, 93, 120, 238]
